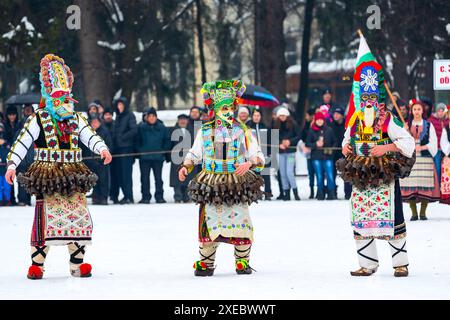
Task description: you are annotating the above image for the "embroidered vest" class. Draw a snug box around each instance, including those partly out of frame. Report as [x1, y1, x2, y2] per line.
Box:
[350, 113, 392, 157]
[201, 122, 246, 173]
[409, 119, 431, 157]
[34, 109, 82, 163]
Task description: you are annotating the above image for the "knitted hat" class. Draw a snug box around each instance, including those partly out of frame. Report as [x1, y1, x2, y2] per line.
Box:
[103, 108, 113, 116]
[146, 107, 157, 116]
[436, 102, 447, 112]
[238, 106, 250, 115]
[333, 106, 345, 116]
[276, 108, 290, 117]
[314, 111, 325, 121]
[177, 114, 189, 120]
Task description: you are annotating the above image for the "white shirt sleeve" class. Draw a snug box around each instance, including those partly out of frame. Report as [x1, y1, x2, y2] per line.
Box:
[341, 126, 351, 148]
[78, 113, 108, 154]
[426, 123, 438, 157]
[6, 114, 40, 170]
[185, 129, 203, 165]
[388, 119, 415, 158]
[441, 128, 450, 156]
[245, 131, 265, 166]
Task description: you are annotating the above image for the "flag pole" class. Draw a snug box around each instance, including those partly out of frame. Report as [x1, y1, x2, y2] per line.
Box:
[357, 29, 406, 126]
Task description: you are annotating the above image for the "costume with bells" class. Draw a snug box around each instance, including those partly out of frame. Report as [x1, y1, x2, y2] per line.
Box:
[6, 54, 110, 279]
[336, 35, 415, 277]
[180, 80, 265, 276]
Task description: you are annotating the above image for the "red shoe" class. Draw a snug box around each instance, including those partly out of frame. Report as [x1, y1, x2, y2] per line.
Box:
[27, 265, 44, 280]
[70, 263, 92, 278]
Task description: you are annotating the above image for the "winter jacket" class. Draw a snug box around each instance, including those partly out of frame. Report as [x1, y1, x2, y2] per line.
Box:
[4, 119, 19, 145]
[169, 124, 192, 187]
[329, 119, 346, 160]
[273, 119, 301, 154]
[249, 121, 272, 161]
[306, 125, 336, 161]
[187, 118, 202, 146]
[0, 143, 10, 176]
[112, 97, 138, 149]
[82, 124, 113, 167]
[136, 120, 171, 162]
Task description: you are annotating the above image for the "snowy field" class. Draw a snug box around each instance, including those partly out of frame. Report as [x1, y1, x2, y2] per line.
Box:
[1, 162, 450, 300]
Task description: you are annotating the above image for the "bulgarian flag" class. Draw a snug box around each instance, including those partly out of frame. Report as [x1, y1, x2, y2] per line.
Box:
[345, 33, 384, 128]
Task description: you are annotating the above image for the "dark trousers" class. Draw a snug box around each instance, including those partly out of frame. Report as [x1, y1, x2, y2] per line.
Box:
[93, 163, 110, 202]
[114, 147, 135, 201]
[174, 185, 189, 202]
[306, 158, 315, 188]
[18, 185, 31, 205]
[262, 171, 272, 194]
[109, 158, 120, 201]
[344, 182, 352, 199]
[139, 159, 164, 200]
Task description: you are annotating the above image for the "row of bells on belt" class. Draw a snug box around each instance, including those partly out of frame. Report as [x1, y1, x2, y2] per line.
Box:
[17, 161, 98, 196]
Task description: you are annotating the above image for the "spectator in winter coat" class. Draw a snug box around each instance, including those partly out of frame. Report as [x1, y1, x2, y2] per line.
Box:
[420, 97, 433, 120]
[4, 105, 19, 204]
[93, 99, 105, 119]
[136, 107, 171, 204]
[300, 108, 317, 199]
[102, 108, 114, 132]
[187, 106, 203, 175]
[111, 97, 138, 204]
[249, 108, 272, 200]
[4, 106, 20, 146]
[187, 106, 202, 138]
[306, 112, 337, 201]
[0, 124, 12, 206]
[330, 105, 351, 199]
[273, 107, 301, 201]
[87, 102, 99, 121]
[170, 114, 192, 203]
[321, 88, 335, 118]
[428, 102, 450, 183]
[395, 99, 409, 124]
[82, 115, 113, 205]
[237, 106, 251, 125]
[20, 104, 34, 125]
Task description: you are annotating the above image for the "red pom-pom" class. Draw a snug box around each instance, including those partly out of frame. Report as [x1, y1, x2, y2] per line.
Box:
[79, 263, 92, 276]
[236, 262, 243, 270]
[27, 265, 43, 279]
[204, 98, 212, 106]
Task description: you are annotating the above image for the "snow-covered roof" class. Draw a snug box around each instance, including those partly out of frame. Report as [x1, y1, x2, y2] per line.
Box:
[286, 59, 356, 75]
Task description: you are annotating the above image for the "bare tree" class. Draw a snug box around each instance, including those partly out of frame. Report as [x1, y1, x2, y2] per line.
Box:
[295, 0, 314, 128]
[254, 0, 288, 124]
[74, 0, 112, 106]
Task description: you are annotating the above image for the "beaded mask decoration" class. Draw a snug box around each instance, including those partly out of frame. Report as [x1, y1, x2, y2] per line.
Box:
[39, 54, 78, 121]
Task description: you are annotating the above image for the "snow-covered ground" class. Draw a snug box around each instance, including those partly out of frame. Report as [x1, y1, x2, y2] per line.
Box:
[1, 163, 450, 300]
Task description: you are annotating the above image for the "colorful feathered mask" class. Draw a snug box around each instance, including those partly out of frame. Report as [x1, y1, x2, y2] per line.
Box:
[347, 35, 387, 133]
[200, 80, 246, 128]
[39, 54, 78, 121]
